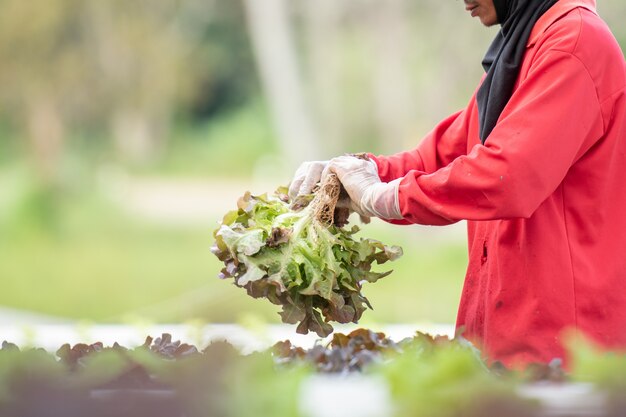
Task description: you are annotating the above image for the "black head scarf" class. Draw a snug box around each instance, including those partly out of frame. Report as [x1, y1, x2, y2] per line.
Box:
[476, 0, 557, 143]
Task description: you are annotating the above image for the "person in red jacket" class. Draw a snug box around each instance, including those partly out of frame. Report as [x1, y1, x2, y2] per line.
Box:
[289, 0, 626, 368]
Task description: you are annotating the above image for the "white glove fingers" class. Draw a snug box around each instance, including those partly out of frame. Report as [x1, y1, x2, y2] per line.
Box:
[320, 157, 340, 178]
[300, 162, 326, 195]
[288, 177, 305, 199]
[289, 160, 329, 199]
[298, 175, 319, 196]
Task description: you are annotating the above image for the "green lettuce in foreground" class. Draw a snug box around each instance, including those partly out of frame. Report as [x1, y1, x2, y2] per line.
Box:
[211, 187, 403, 337]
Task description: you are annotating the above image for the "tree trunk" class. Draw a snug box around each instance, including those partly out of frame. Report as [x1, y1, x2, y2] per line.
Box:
[111, 108, 168, 166]
[242, 0, 320, 167]
[303, 0, 344, 157]
[27, 98, 65, 187]
[368, 0, 417, 153]
[24, 97, 66, 230]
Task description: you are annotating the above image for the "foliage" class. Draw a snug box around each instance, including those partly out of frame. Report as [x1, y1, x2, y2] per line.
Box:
[569, 333, 626, 390]
[184, 0, 259, 120]
[152, 101, 277, 178]
[212, 188, 402, 337]
[374, 335, 536, 417]
[273, 329, 546, 417]
[0, 334, 310, 417]
[6, 330, 626, 417]
[0, 0, 259, 169]
[228, 351, 310, 417]
[274, 328, 400, 374]
[559, 334, 626, 416]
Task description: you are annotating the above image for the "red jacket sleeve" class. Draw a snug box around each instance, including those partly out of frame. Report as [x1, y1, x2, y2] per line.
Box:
[397, 50, 604, 225]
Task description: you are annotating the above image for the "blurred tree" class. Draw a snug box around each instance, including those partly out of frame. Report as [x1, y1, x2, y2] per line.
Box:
[0, 0, 620, 177]
[243, 0, 321, 166]
[367, 0, 417, 152]
[303, 0, 344, 157]
[0, 0, 268, 231]
[184, 0, 259, 121]
[0, 0, 261, 170]
[83, 0, 194, 164]
[0, 0, 85, 185]
[296, 0, 494, 155]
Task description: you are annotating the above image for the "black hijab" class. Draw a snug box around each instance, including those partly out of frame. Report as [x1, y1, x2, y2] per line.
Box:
[476, 0, 557, 143]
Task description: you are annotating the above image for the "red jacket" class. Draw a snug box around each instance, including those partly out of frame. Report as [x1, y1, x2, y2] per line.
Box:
[371, 0, 626, 367]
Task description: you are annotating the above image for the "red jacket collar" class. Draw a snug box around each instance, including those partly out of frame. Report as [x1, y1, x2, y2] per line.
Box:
[527, 0, 597, 47]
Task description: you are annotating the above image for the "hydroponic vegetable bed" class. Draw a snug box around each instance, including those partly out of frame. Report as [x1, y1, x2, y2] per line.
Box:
[0, 324, 622, 417]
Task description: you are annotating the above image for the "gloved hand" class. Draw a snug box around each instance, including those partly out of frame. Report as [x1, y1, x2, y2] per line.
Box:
[288, 160, 329, 199]
[322, 155, 403, 220]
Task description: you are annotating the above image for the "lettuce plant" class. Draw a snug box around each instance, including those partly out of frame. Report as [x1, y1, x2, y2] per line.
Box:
[211, 187, 402, 337]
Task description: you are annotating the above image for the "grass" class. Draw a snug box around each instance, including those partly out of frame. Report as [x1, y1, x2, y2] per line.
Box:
[0, 186, 278, 323]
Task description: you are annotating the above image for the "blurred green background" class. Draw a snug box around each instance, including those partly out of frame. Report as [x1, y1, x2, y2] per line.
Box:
[0, 0, 624, 326]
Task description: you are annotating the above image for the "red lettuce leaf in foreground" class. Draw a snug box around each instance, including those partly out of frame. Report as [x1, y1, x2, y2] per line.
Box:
[211, 187, 403, 337]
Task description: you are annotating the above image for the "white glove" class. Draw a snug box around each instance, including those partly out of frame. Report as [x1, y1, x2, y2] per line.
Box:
[288, 160, 329, 199]
[322, 155, 403, 220]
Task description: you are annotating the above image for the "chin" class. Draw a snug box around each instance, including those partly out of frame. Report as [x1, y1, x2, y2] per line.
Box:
[480, 17, 499, 27]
